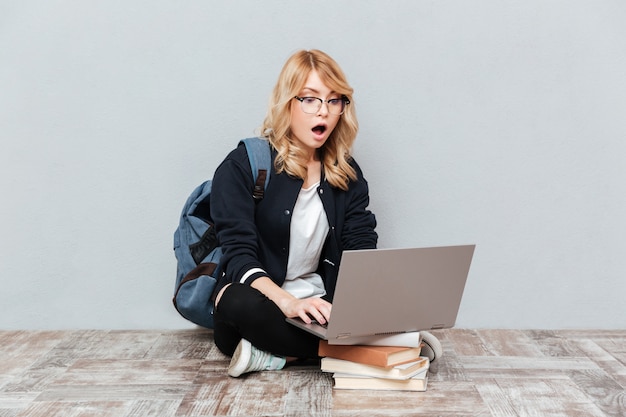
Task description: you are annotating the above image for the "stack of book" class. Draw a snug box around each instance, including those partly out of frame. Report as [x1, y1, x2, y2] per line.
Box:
[319, 333, 430, 392]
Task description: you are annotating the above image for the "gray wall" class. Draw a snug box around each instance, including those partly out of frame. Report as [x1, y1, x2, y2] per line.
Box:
[1, 1, 625, 330]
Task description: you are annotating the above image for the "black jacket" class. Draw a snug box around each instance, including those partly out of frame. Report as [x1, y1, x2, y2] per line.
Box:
[210, 141, 377, 301]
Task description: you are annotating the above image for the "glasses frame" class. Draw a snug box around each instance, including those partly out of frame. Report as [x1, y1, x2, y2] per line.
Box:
[293, 95, 350, 116]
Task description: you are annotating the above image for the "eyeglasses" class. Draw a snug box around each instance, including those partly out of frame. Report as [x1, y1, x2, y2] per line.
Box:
[293, 96, 349, 115]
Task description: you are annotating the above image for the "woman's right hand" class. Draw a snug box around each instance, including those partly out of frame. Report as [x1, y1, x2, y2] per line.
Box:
[280, 296, 332, 325]
[251, 277, 332, 324]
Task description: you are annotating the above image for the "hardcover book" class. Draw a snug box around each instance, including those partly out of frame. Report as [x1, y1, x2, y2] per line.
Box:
[320, 356, 429, 380]
[319, 340, 423, 367]
[332, 368, 429, 391]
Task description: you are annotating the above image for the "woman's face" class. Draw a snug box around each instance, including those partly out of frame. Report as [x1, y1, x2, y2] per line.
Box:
[289, 70, 341, 160]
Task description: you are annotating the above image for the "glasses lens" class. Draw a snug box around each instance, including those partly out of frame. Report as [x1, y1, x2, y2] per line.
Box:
[301, 97, 321, 114]
[327, 98, 345, 115]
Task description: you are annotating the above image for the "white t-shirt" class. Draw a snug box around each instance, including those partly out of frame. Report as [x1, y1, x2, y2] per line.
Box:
[282, 181, 330, 299]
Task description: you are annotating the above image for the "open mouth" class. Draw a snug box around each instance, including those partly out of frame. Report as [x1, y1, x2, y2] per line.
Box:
[312, 124, 327, 135]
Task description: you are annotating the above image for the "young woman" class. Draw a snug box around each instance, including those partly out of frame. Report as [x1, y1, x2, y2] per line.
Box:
[210, 50, 441, 377]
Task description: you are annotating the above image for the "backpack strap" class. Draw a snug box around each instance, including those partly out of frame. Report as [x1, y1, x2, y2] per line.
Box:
[241, 137, 271, 200]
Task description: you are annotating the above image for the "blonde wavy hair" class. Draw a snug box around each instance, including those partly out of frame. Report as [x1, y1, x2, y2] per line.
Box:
[259, 50, 358, 191]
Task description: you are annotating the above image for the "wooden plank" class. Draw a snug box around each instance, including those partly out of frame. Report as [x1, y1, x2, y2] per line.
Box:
[475, 329, 545, 357]
[144, 330, 216, 360]
[471, 378, 520, 417]
[35, 385, 189, 402]
[283, 370, 333, 416]
[14, 400, 130, 417]
[460, 355, 600, 371]
[475, 376, 607, 417]
[568, 369, 626, 417]
[440, 328, 492, 356]
[122, 399, 180, 417]
[572, 338, 626, 388]
[526, 329, 589, 357]
[51, 359, 202, 386]
[174, 377, 229, 417]
[0, 392, 39, 409]
[177, 371, 288, 416]
[49, 330, 161, 360]
[332, 380, 491, 416]
[2, 365, 70, 393]
[0, 331, 66, 388]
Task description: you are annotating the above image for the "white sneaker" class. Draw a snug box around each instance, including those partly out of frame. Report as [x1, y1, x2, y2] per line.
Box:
[228, 339, 286, 377]
[420, 331, 443, 363]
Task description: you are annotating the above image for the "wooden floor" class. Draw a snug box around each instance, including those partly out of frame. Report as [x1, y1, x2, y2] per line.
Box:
[1, 329, 625, 417]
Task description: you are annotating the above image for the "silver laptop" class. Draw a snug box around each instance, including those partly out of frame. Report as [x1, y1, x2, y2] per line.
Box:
[286, 245, 475, 343]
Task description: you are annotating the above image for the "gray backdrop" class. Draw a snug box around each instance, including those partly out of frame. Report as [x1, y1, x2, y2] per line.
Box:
[1, 0, 625, 329]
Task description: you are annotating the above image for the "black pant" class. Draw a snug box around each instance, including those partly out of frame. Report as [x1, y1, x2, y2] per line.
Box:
[213, 284, 321, 358]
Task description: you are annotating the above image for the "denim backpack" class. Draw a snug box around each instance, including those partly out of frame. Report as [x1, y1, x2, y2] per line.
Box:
[173, 137, 271, 328]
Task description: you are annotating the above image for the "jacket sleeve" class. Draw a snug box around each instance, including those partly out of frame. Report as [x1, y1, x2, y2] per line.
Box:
[210, 144, 269, 286]
[340, 159, 378, 250]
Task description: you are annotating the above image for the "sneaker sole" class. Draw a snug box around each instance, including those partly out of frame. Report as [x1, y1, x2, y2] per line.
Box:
[228, 339, 251, 377]
[421, 331, 443, 362]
